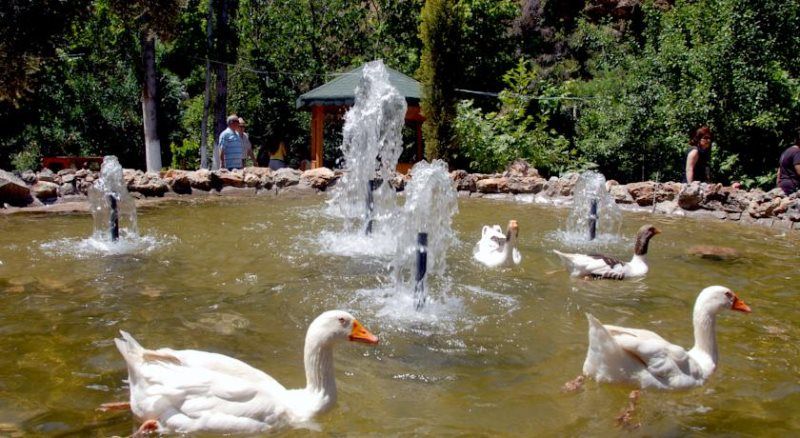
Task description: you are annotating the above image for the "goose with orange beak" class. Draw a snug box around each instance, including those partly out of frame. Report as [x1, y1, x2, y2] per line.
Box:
[473, 219, 522, 268]
[114, 310, 378, 434]
[573, 286, 751, 390]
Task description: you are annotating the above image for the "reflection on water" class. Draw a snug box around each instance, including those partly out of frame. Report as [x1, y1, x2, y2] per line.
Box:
[0, 196, 798, 436]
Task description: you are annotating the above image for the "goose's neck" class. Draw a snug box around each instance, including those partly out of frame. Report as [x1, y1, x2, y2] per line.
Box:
[504, 232, 517, 257]
[303, 336, 337, 400]
[690, 306, 718, 366]
[634, 234, 652, 256]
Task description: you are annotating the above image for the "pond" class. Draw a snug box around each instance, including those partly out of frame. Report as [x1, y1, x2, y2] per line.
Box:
[0, 196, 797, 436]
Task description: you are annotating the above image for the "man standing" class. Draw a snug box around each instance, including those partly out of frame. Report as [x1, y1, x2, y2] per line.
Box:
[218, 114, 244, 170]
[236, 117, 258, 167]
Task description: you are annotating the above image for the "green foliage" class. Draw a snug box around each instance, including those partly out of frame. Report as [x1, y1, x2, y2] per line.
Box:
[454, 60, 577, 175]
[418, 0, 463, 162]
[11, 141, 41, 172]
[572, 0, 800, 186]
[170, 138, 200, 169]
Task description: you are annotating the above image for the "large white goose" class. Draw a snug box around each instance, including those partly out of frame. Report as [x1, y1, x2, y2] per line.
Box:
[553, 224, 660, 279]
[114, 310, 379, 435]
[581, 286, 751, 389]
[473, 220, 521, 268]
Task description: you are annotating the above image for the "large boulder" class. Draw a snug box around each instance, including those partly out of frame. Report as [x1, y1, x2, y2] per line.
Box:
[503, 159, 539, 178]
[31, 181, 59, 200]
[216, 169, 245, 188]
[626, 181, 657, 206]
[129, 172, 169, 197]
[450, 170, 477, 192]
[677, 182, 703, 210]
[476, 177, 508, 193]
[784, 199, 800, 222]
[20, 170, 37, 184]
[188, 169, 213, 191]
[609, 183, 634, 204]
[273, 168, 301, 188]
[0, 170, 33, 206]
[506, 176, 545, 194]
[163, 169, 192, 194]
[37, 168, 56, 183]
[301, 167, 336, 190]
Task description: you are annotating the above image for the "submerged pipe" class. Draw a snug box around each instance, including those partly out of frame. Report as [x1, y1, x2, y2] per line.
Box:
[108, 194, 119, 242]
[365, 179, 378, 234]
[588, 198, 598, 241]
[413, 232, 428, 311]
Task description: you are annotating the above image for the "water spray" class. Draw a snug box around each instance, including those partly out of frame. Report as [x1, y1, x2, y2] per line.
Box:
[365, 178, 378, 235]
[413, 232, 428, 311]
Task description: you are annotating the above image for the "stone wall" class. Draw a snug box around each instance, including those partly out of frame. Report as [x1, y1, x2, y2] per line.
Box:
[1, 165, 798, 231]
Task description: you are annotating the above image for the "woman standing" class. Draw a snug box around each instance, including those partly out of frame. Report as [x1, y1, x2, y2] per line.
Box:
[684, 126, 713, 183]
[777, 138, 800, 195]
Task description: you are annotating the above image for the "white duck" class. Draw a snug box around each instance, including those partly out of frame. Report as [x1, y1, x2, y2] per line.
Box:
[114, 310, 379, 435]
[473, 220, 521, 268]
[553, 224, 660, 279]
[581, 286, 751, 389]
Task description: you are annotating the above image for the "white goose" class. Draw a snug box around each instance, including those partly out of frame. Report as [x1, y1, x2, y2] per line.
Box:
[473, 220, 521, 268]
[553, 224, 660, 279]
[582, 286, 751, 389]
[114, 310, 379, 435]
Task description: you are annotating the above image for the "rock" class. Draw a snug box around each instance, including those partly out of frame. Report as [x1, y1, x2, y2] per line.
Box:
[654, 200, 682, 215]
[31, 181, 59, 200]
[747, 196, 782, 219]
[301, 167, 336, 190]
[164, 169, 191, 194]
[243, 172, 261, 188]
[687, 245, 740, 261]
[450, 170, 477, 192]
[122, 169, 140, 186]
[0, 170, 33, 206]
[279, 182, 318, 197]
[783, 199, 800, 221]
[37, 168, 55, 182]
[59, 182, 78, 196]
[61, 173, 75, 184]
[76, 179, 92, 195]
[503, 159, 539, 178]
[506, 176, 545, 194]
[75, 169, 89, 178]
[273, 168, 301, 188]
[188, 169, 213, 191]
[219, 186, 256, 196]
[243, 166, 272, 178]
[390, 174, 407, 191]
[677, 182, 703, 210]
[216, 169, 245, 188]
[21, 170, 37, 184]
[129, 172, 169, 197]
[609, 184, 634, 204]
[626, 181, 657, 206]
[476, 177, 508, 193]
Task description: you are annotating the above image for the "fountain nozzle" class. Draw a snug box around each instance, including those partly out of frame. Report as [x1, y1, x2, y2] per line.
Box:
[413, 232, 428, 311]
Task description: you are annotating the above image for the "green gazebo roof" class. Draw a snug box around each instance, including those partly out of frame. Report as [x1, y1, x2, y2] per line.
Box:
[295, 63, 421, 109]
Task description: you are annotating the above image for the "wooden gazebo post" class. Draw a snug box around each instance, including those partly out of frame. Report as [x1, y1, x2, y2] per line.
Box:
[311, 105, 324, 168]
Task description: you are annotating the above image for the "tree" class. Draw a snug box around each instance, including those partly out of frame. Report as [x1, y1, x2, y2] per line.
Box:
[109, 0, 186, 172]
[418, 0, 463, 162]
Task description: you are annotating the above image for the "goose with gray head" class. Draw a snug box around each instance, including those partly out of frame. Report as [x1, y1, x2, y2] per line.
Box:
[473, 220, 521, 268]
[553, 224, 660, 279]
[580, 286, 751, 389]
[114, 310, 379, 435]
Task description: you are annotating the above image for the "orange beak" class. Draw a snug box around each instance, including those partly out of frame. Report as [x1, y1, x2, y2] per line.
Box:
[349, 320, 379, 344]
[731, 294, 751, 313]
[653, 227, 661, 235]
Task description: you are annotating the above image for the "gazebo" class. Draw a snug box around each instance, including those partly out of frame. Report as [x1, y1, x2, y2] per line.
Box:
[295, 63, 425, 171]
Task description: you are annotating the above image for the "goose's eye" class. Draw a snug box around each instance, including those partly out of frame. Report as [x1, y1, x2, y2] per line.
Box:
[724, 291, 733, 299]
[338, 317, 347, 326]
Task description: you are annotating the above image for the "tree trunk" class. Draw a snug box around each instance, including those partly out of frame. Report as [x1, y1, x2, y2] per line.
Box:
[200, 0, 213, 169]
[141, 33, 162, 172]
[212, 0, 230, 170]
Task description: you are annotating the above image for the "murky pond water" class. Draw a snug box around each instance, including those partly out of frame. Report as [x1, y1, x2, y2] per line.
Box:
[0, 196, 797, 436]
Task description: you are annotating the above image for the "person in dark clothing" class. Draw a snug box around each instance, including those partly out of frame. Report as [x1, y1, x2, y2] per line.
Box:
[777, 140, 800, 195]
[684, 126, 713, 183]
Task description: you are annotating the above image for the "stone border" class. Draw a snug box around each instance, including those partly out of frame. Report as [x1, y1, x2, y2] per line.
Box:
[1, 165, 798, 231]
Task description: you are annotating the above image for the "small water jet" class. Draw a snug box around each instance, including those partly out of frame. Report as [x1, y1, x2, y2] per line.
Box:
[88, 156, 137, 242]
[556, 171, 623, 248]
[392, 160, 458, 311]
[327, 60, 407, 236]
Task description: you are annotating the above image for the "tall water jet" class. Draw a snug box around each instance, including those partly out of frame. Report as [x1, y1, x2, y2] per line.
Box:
[561, 171, 622, 245]
[88, 156, 138, 242]
[392, 160, 458, 310]
[327, 60, 407, 235]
